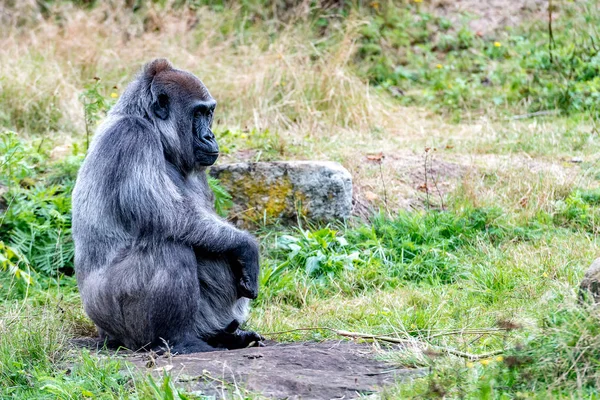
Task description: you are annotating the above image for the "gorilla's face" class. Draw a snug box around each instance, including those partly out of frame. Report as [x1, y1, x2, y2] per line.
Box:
[151, 69, 219, 167]
[191, 99, 219, 166]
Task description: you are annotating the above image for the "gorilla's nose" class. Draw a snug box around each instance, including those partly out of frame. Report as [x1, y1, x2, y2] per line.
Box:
[202, 129, 215, 142]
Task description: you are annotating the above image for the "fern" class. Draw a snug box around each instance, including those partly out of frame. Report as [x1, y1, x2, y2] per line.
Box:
[208, 175, 233, 217]
[0, 241, 33, 285]
[0, 132, 234, 281]
[1, 131, 78, 278]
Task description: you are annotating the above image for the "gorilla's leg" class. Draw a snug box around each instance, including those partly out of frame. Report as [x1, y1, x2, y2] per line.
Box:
[195, 256, 264, 349]
[82, 243, 221, 353]
[207, 319, 265, 350]
[153, 332, 220, 355]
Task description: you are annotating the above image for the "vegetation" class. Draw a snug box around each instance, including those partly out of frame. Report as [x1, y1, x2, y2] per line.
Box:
[355, 2, 600, 120]
[1, 0, 600, 398]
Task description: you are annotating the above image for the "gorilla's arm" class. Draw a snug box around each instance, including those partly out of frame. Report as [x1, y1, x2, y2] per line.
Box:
[103, 117, 259, 298]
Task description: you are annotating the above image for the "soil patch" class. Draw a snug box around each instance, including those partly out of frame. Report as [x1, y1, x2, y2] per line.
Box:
[350, 150, 583, 214]
[430, 0, 547, 35]
[351, 151, 472, 213]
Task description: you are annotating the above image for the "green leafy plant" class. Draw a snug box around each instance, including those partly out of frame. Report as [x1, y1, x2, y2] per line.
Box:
[0, 131, 235, 280]
[146, 374, 192, 400]
[80, 78, 117, 150]
[355, 2, 600, 119]
[0, 242, 32, 285]
[0, 130, 39, 184]
[276, 227, 360, 281]
[207, 175, 233, 217]
[0, 131, 78, 278]
[38, 351, 129, 398]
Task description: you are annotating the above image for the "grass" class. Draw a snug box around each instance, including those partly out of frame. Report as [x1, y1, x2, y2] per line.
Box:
[1, 0, 600, 398]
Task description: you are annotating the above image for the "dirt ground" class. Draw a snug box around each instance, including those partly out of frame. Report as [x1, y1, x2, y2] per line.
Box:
[349, 150, 583, 215]
[431, 0, 548, 35]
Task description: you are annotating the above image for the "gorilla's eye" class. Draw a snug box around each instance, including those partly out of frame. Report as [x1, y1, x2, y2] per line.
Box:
[157, 94, 169, 108]
[194, 104, 211, 117]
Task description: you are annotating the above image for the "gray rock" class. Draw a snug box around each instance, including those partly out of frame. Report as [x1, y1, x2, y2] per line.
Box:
[210, 161, 352, 223]
[580, 258, 600, 303]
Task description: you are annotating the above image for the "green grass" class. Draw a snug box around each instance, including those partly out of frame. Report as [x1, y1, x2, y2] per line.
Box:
[354, 2, 600, 121]
[3, 139, 599, 397]
[2, 0, 600, 398]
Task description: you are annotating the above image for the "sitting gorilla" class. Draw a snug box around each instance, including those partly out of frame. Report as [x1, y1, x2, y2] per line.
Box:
[72, 58, 263, 353]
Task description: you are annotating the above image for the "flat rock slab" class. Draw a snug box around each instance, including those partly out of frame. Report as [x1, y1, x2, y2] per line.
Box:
[130, 341, 424, 399]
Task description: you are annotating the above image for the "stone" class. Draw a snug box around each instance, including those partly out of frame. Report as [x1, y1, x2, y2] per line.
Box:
[580, 258, 600, 303]
[210, 161, 353, 223]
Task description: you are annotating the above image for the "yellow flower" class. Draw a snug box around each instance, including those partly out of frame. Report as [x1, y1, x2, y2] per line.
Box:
[370, 1, 380, 10]
[495, 356, 504, 362]
[110, 92, 118, 98]
[480, 359, 490, 366]
[240, 134, 247, 139]
[494, 41, 502, 47]
[436, 64, 442, 69]
[414, 0, 423, 2]
[542, 272, 548, 278]
[466, 362, 475, 368]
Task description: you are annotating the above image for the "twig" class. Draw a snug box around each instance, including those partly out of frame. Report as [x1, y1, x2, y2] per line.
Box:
[0, 194, 16, 228]
[36, 137, 45, 153]
[424, 150, 429, 209]
[334, 329, 504, 360]
[428, 328, 510, 339]
[264, 327, 505, 361]
[378, 162, 388, 213]
[510, 110, 561, 120]
[548, 0, 555, 64]
[266, 327, 511, 339]
[438, 348, 503, 361]
[427, 150, 445, 211]
[334, 329, 412, 344]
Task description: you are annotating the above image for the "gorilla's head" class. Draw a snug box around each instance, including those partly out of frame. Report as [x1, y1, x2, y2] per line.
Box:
[115, 58, 219, 169]
[148, 59, 218, 167]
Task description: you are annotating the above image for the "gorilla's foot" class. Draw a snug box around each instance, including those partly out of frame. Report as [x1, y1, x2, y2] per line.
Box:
[154, 337, 223, 355]
[208, 328, 265, 350]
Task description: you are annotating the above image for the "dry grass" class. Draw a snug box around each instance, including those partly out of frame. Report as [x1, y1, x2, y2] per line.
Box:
[1, 2, 400, 138]
[0, 1, 594, 215]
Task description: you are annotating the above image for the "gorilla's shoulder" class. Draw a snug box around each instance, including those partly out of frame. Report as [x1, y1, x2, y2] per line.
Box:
[96, 115, 161, 152]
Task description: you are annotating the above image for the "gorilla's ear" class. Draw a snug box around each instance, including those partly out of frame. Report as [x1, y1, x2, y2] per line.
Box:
[152, 93, 169, 120]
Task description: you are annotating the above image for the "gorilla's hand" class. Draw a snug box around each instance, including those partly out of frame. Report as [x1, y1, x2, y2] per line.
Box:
[230, 234, 260, 299]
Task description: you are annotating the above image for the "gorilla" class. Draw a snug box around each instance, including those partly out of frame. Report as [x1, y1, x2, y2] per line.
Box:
[72, 58, 263, 354]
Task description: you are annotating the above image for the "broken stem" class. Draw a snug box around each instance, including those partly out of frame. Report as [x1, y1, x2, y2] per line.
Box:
[264, 327, 506, 361]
